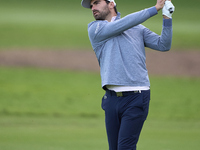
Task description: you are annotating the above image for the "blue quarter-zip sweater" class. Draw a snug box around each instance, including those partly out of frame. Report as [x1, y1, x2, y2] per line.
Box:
[88, 6, 172, 89]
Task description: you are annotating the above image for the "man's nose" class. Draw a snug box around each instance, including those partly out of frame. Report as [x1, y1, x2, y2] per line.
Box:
[91, 5, 95, 11]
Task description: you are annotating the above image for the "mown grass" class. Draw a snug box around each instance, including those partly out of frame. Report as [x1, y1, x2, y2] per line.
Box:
[0, 116, 199, 150]
[0, 67, 103, 117]
[1, 67, 200, 120]
[0, 116, 107, 150]
[0, 0, 199, 49]
[0, 67, 200, 149]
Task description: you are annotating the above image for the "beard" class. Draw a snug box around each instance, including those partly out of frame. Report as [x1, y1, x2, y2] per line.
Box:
[93, 5, 110, 20]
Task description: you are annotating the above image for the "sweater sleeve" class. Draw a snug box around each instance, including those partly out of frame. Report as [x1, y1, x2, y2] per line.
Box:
[88, 7, 158, 48]
[143, 18, 173, 51]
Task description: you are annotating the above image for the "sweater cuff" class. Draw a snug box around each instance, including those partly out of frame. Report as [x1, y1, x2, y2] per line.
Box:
[148, 6, 158, 17]
[163, 18, 172, 27]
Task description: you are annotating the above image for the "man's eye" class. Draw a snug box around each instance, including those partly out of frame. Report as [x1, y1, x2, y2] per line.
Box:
[90, 1, 100, 8]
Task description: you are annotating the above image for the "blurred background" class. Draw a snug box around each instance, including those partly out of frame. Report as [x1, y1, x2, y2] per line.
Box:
[0, 0, 200, 150]
[0, 0, 199, 49]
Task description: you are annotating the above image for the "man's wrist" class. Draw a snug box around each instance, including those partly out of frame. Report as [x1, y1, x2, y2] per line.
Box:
[163, 15, 170, 19]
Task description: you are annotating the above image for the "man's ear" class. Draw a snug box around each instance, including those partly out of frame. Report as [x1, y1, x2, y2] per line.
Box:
[108, 2, 115, 9]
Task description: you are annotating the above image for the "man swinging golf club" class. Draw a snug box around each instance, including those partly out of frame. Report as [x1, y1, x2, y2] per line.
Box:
[81, 0, 175, 149]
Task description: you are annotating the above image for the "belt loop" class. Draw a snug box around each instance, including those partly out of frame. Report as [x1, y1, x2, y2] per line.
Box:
[134, 90, 141, 93]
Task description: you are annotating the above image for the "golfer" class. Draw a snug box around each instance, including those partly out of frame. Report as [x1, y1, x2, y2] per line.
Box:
[81, 0, 174, 149]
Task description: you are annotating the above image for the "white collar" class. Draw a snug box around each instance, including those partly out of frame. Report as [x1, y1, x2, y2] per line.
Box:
[111, 16, 117, 22]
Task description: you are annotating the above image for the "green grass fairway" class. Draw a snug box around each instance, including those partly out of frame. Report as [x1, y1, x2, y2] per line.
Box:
[0, 67, 103, 117]
[0, 0, 200, 49]
[1, 67, 200, 119]
[0, 117, 107, 150]
[0, 67, 200, 149]
[0, 117, 200, 150]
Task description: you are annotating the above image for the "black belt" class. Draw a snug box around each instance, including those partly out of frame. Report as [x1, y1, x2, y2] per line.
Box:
[106, 90, 142, 97]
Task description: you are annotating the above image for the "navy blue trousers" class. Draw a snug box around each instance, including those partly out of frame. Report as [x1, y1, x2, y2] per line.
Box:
[101, 90, 150, 150]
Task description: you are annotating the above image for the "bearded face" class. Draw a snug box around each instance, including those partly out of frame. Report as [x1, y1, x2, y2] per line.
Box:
[91, 0, 111, 20]
[93, 5, 110, 20]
